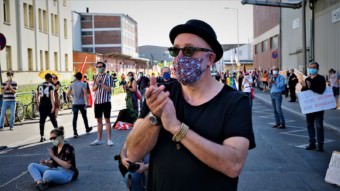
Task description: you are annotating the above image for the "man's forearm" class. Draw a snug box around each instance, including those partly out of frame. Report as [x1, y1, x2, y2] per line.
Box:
[126, 117, 160, 162]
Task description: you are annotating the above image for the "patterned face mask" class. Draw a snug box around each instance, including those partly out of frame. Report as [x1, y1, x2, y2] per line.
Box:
[173, 56, 206, 85]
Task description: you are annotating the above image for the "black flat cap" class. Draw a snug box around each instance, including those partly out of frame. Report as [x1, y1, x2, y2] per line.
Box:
[169, 19, 223, 62]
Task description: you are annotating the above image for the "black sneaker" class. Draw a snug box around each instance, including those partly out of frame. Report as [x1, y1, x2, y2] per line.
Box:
[305, 144, 316, 150]
[278, 124, 286, 129]
[272, 124, 280, 128]
[36, 183, 47, 191]
[73, 134, 78, 138]
[86, 127, 93, 133]
[40, 137, 46, 142]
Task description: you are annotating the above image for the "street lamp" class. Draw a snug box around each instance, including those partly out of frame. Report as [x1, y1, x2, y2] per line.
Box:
[224, 7, 240, 71]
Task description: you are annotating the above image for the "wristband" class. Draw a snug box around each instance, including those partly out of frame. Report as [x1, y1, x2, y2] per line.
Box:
[172, 123, 189, 142]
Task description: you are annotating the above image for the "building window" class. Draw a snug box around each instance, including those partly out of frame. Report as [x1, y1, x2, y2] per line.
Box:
[55, 14, 59, 35]
[82, 47, 93, 52]
[263, 39, 269, 52]
[255, 43, 262, 55]
[63, 0, 67, 7]
[53, 0, 57, 6]
[51, 14, 55, 35]
[5, 46, 12, 70]
[38, 9, 42, 31]
[28, 4, 34, 29]
[23, 3, 28, 27]
[3, 0, 10, 23]
[65, 54, 69, 72]
[271, 36, 279, 50]
[28, 48, 33, 71]
[64, 18, 67, 39]
[54, 52, 58, 71]
[40, 50, 44, 70]
[81, 31, 92, 36]
[43, 10, 47, 33]
[45, 51, 49, 69]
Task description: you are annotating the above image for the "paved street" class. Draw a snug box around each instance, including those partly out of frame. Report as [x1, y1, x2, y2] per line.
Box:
[0, 93, 339, 190]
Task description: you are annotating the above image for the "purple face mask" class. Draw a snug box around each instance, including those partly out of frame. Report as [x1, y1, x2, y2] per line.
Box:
[173, 56, 206, 85]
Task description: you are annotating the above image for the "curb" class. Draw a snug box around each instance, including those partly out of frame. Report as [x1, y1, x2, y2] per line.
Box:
[255, 95, 340, 133]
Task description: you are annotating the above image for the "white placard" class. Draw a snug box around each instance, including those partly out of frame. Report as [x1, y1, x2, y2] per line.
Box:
[297, 86, 336, 114]
[332, 8, 340, 24]
[325, 151, 340, 187]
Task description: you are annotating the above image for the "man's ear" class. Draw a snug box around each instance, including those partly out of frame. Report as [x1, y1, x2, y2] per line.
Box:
[207, 53, 216, 67]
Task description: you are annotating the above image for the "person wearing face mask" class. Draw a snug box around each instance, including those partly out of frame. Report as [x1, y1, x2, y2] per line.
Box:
[124, 71, 138, 122]
[0, 71, 17, 130]
[137, 72, 150, 110]
[268, 66, 286, 129]
[242, 72, 253, 106]
[90, 62, 114, 146]
[28, 126, 79, 191]
[301, 62, 326, 151]
[125, 19, 255, 191]
[158, 67, 176, 86]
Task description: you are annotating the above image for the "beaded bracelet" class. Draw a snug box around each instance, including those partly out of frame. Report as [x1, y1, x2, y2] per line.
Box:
[172, 123, 189, 142]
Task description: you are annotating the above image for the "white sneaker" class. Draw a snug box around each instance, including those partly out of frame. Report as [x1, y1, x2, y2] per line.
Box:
[107, 140, 114, 146]
[90, 139, 103, 146]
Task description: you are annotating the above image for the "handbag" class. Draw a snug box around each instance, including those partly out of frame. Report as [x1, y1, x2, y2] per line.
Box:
[250, 87, 255, 99]
[135, 90, 142, 100]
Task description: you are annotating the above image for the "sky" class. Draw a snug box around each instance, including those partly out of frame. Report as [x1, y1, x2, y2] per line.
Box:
[70, 0, 254, 47]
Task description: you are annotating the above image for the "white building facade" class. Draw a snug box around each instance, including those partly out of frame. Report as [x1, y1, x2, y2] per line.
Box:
[0, 0, 73, 85]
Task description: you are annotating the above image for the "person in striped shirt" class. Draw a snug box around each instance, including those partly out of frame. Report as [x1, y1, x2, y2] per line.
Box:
[0, 71, 17, 130]
[90, 62, 114, 146]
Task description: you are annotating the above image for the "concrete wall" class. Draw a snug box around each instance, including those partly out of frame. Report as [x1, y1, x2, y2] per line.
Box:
[0, 0, 73, 85]
[314, 1, 340, 76]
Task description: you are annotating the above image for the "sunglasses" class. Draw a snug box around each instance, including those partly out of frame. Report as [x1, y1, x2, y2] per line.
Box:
[168, 46, 212, 57]
[96, 66, 103, 68]
[50, 136, 57, 140]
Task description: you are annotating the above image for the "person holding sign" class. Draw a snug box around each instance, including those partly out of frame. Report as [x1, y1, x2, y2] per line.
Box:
[301, 62, 326, 152]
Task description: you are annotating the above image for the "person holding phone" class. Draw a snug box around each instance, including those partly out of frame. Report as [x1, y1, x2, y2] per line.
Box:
[27, 126, 78, 191]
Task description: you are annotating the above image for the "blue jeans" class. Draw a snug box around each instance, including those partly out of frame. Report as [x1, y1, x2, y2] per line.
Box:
[270, 93, 285, 125]
[125, 172, 146, 191]
[306, 111, 324, 146]
[0, 101, 16, 128]
[27, 163, 74, 184]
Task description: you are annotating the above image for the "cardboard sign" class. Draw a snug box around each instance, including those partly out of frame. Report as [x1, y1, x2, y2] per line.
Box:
[325, 151, 340, 186]
[297, 87, 336, 114]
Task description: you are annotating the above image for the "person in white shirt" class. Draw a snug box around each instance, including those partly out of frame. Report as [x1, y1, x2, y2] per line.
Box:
[242, 72, 253, 107]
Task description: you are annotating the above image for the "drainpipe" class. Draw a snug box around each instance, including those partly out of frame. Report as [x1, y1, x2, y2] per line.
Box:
[309, 0, 315, 63]
[57, 0, 62, 71]
[16, 0, 23, 71]
[302, 0, 307, 75]
[34, 0, 39, 71]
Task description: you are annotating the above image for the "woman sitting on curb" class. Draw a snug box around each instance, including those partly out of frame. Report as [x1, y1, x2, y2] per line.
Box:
[27, 126, 78, 191]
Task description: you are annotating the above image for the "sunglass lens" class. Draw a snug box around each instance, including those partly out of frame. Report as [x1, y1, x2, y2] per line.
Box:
[182, 47, 194, 57]
[168, 47, 178, 57]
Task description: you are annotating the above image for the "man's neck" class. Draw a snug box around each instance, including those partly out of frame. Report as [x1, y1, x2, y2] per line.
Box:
[181, 72, 223, 105]
[310, 74, 317, 79]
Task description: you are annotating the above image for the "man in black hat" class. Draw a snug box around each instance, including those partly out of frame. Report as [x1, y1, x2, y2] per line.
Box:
[125, 19, 255, 191]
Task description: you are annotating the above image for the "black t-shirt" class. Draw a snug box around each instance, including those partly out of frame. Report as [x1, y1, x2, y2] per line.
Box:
[302, 74, 326, 94]
[139, 81, 255, 191]
[37, 82, 54, 106]
[51, 143, 78, 180]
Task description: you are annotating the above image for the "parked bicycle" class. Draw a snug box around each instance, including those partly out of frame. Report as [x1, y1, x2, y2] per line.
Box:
[59, 86, 72, 110]
[25, 90, 39, 119]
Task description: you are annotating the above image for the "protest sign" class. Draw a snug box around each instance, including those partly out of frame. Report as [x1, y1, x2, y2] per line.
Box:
[297, 87, 336, 114]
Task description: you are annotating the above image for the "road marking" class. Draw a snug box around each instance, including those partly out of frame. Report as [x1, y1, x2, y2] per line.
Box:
[0, 171, 27, 189]
[0, 153, 45, 158]
[295, 139, 335, 148]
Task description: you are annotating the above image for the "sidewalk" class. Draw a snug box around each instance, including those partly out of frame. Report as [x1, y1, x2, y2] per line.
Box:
[255, 89, 340, 133]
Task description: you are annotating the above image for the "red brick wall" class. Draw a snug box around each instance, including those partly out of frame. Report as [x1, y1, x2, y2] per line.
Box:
[253, 5, 280, 38]
[81, 36, 93, 45]
[95, 47, 121, 54]
[94, 16, 121, 28]
[94, 31, 121, 44]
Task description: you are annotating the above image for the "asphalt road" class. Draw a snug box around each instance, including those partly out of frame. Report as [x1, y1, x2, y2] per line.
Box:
[0, 94, 339, 191]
